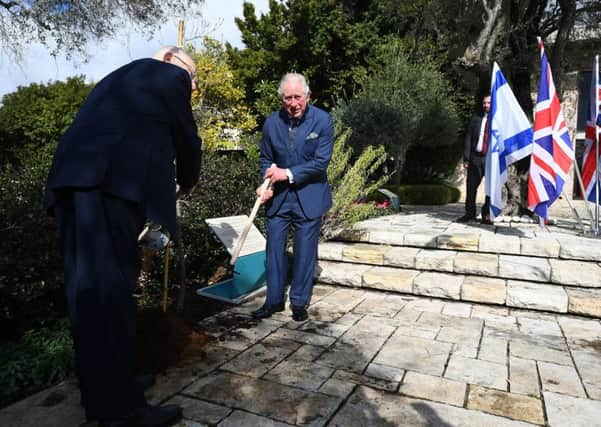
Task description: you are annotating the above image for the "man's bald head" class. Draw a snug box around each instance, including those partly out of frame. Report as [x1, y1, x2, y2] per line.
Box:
[154, 46, 197, 91]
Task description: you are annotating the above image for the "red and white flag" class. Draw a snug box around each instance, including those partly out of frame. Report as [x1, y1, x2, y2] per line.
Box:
[581, 55, 601, 203]
[527, 38, 574, 219]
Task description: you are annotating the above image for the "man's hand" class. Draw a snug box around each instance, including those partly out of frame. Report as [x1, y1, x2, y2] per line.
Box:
[463, 161, 469, 170]
[264, 164, 288, 183]
[256, 184, 274, 204]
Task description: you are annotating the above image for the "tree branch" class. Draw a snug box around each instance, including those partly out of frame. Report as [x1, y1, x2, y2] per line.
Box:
[458, 0, 504, 67]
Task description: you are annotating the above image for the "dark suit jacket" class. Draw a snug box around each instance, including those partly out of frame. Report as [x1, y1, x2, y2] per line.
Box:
[464, 114, 487, 164]
[44, 58, 202, 237]
[259, 105, 334, 219]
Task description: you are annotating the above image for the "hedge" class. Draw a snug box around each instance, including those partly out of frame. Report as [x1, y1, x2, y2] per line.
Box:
[384, 183, 460, 205]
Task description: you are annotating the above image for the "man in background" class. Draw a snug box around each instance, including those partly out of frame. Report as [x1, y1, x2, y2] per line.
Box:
[458, 95, 492, 225]
[45, 46, 201, 427]
[253, 73, 334, 322]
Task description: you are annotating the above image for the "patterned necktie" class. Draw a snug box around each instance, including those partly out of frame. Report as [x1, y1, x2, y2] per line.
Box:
[289, 119, 299, 146]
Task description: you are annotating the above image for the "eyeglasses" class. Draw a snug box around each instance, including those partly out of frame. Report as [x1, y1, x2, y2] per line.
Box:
[283, 94, 307, 103]
[172, 54, 197, 81]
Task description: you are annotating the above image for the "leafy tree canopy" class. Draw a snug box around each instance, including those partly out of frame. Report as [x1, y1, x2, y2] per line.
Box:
[0, 0, 204, 59]
[228, 0, 600, 118]
[334, 42, 460, 185]
[227, 0, 379, 111]
[0, 76, 93, 160]
[190, 37, 257, 151]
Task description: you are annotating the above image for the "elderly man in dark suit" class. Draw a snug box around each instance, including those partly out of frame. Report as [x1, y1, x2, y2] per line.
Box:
[252, 73, 334, 322]
[44, 46, 201, 427]
[458, 95, 492, 224]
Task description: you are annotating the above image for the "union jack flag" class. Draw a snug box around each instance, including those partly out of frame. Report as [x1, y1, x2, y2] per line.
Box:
[527, 38, 574, 219]
[581, 55, 601, 204]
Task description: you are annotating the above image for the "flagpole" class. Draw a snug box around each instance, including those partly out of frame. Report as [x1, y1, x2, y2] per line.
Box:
[595, 55, 600, 235]
[561, 190, 585, 232]
[573, 158, 595, 228]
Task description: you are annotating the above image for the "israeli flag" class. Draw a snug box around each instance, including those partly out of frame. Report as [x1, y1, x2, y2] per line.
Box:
[485, 62, 534, 218]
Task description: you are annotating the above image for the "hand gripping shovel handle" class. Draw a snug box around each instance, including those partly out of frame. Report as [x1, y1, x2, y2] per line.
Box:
[230, 177, 271, 266]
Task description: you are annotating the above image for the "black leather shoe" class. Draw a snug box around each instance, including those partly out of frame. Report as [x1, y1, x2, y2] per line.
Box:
[291, 306, 308, 322]
[456, 215, 476, 223]
[252, 302, 285, 319]
[82, 375, 156, 407]
[99, 404, 183, 427]
[481, 216, 493, 225]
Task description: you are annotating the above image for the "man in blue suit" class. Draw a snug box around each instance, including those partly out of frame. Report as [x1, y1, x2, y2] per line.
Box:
[252, 73, 334, 322]
[44, 46, 201, 427]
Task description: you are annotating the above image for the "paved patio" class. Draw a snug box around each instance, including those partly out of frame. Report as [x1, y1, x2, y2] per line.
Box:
[2, 199, 601, 426]
[2, 282, 601, 426]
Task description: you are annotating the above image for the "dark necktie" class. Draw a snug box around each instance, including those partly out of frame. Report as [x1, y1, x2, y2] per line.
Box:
[481, 117, 490, 154]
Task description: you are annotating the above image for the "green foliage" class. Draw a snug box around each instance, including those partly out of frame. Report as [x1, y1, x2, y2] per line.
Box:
[227, 0, 377, 112]
[321, 126, 389, 239]
[386, 184, 460, 205]
[333, 41, 460, 184]
[253, 79, 281, 120]
[177, 152, 262, 282]
[0, 77, 93, 162]
[401, 143, 463, 184]
[0, 318, 73, 407]
[364, 0, 467, 60]
[190, 38, 257, 151]
[2, 0, 203, 59]
[0, 143, 65, 338]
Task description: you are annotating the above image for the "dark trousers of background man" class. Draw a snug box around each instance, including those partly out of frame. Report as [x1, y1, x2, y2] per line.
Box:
[54, 190, 147, 422]
[465, 155, 490, 219]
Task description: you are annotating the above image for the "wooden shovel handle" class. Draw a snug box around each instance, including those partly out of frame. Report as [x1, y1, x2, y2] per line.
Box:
[230, 178, 271, 265]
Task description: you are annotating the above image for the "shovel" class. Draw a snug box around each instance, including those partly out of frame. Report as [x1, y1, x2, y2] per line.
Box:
[230, 177, 271, 266]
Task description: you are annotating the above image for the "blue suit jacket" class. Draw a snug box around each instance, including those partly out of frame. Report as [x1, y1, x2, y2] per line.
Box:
[44, 58, 202, 237]
[259, 105, 334, 219]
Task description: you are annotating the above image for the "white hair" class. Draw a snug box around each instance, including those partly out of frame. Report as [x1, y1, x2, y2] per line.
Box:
[277, 73, 311, 98]
[152, 46, 188, 60]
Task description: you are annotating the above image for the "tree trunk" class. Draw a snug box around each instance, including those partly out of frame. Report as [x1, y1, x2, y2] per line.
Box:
[550, 0, 576, 96]
[503, 60, 536, 217]
[452, 0, 578, 218]
[458, 0, 505, 67]
[500, 0, 547, 217]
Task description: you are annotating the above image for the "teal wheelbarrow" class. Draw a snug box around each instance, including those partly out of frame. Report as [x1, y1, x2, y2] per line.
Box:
[198, 179, 270, 304]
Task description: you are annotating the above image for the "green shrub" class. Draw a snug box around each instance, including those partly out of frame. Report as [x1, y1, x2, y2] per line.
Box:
[334, 41, 460, 186]
[385, 183, 460, 205]
[446, 185, 461, 203]
[0, 143, 65, 339]
[0, 77, 93, 162]
[0, 318, 73, 407]
[177, 151, 262, 284]
[401, 143, 463, 185]
[321, 127, 389, 239]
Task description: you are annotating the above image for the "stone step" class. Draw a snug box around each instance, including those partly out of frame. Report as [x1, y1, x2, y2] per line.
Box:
[315, 211, 601, 318]
[319, 241, 601, 288]
[314, 259, 601, 318]
[338, 216, 601, 262]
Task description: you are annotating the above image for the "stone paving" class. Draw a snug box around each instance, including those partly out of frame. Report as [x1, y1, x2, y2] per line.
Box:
[3, 200, 601, 426]
[3, 284, 601, 426]
[316, 201, 601, 317]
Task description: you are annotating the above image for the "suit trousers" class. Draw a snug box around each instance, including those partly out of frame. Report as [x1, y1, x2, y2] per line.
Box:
[265, 190, 321, 308]
[465, 156, 490, 218]
[54, 190, 146, 421]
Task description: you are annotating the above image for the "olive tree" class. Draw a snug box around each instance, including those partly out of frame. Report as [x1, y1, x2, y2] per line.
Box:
[0, 0, 204, 59]
[334, 42, 461, 186]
